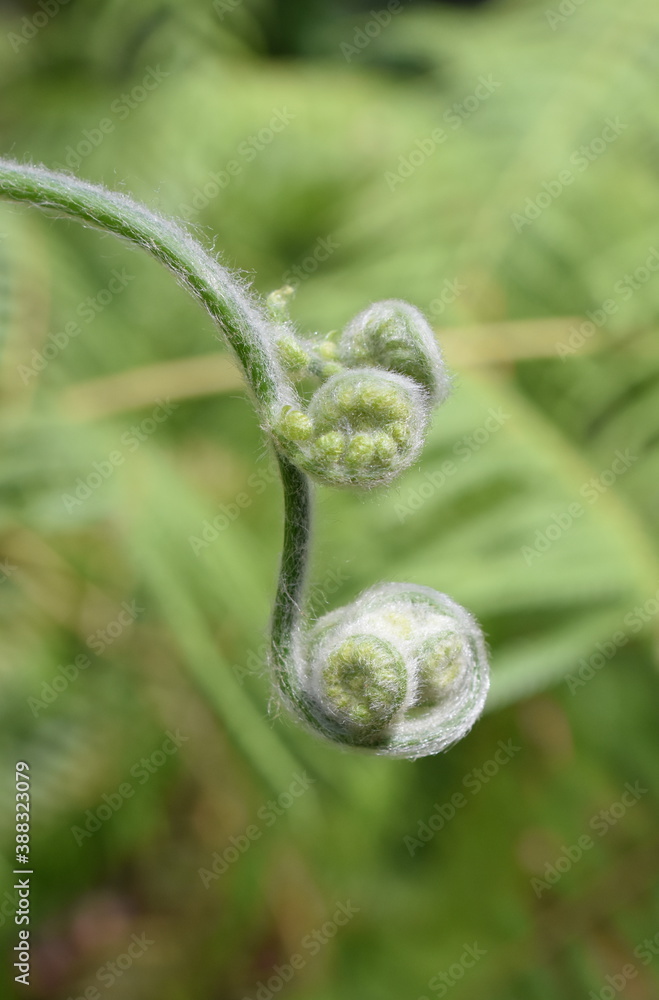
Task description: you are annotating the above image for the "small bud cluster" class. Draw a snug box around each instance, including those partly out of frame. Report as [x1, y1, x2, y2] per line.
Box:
[297, 583, 490, 757]
[275, 368, 428, 487]
[270, 297, 450, 488]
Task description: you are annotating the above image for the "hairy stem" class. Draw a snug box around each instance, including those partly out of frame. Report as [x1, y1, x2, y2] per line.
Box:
[0, 156, 307, 706]
[0, 159, 293, 411]
[270, 453, 316, 723]
[270, 454, 373, 749]
[0, 158, 489, 759]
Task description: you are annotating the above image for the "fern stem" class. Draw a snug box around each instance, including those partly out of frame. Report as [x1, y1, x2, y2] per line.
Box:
[0, 158, 489, 759]
[0, 156, 310, 730]
[0, 158, 293, 411]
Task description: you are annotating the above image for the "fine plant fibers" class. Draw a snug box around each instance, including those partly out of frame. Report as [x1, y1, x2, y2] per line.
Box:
[0, 158, 489, 759]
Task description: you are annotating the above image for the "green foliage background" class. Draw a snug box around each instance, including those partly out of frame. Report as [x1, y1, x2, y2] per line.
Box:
[1, 0, 658, 997]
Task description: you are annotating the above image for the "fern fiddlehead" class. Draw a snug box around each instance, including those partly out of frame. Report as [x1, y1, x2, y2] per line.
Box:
[0, 158, 489, 759]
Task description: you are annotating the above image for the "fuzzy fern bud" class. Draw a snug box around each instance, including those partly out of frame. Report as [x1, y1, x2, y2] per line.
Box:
[338, 299, 451, 403]
[293, 583, 490, 757]
[273, 368, 430, 488]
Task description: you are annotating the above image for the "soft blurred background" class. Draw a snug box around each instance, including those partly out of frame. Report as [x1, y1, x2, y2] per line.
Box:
[1, 0, 658, 996]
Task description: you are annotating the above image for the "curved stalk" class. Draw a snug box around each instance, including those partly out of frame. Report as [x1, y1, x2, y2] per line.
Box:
[0, 158, 489, 759]
[0, 159, 293, 412]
